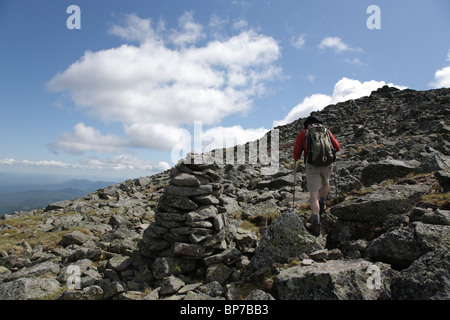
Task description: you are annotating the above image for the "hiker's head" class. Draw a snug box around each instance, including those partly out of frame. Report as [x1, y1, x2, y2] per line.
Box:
[304, 116, 322, 129]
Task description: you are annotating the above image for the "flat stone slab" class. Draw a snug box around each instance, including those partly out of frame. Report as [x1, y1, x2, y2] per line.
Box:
[276, 259, 391, 300]
[330, 184, 430, 222]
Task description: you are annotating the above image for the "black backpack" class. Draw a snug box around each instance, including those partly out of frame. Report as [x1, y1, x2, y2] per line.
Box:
[305, 123, 336, 166]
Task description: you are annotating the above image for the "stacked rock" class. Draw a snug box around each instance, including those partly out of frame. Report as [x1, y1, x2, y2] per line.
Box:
[139, 154, 229, 279]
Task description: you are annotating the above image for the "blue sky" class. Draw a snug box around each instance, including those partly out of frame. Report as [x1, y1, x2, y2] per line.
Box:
[0, 0, 449, 181]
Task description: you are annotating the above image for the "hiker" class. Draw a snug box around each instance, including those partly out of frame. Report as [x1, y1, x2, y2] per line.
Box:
[293, 116, 340, 236]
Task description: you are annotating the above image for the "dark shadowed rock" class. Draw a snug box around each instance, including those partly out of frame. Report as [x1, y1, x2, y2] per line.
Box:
[151, 257, 196, 279]
[390, 249, 450, 300]
[59, 230, 96, 247]
[157, 194, 199, 212]
[44, 200, 72, 212]
[245, 289, 275, 300]
[361, 159, 419, 185]
[171, 173, 201, 187]
[165, 185, 213, 197]
[435, 170, 450, 192]
[366, 222, 450, 269]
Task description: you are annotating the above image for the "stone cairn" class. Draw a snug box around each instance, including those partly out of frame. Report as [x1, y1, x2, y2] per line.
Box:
[139, 153, 241, 281]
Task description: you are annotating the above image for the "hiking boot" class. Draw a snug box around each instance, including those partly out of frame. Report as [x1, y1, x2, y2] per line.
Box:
[305, 221, 321, 236]
[305, 215, 321, 236]
[319, 200, 326, 215]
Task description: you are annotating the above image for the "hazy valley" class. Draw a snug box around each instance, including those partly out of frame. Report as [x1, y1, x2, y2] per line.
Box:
[0, 178, 117, 216]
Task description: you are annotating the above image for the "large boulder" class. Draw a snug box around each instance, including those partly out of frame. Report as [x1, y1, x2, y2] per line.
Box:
[248, 212, 325, 271]
[58, 285, 104, 300]
[257, 173, 295, 190]
[330, 184, 430, 223]
[44, 200, 72, 212]
[390, 249, 450, 300]
[241, 199, 281, 222]
[59, 230, 97, 247]
[361, 158, 419, 185]
[0, 277, 62, 300]
[275, 259, 392, 300]
[366, 222, 450, 269]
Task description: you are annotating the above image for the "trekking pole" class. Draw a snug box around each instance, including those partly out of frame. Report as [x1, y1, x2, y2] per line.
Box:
[293, 160, 297, 209]
[333, 163, 338, 198]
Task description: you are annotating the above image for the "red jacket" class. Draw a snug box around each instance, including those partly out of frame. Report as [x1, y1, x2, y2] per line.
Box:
[293, 129, 341, 162]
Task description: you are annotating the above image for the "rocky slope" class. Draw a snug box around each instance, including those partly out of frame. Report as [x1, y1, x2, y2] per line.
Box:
[0, 86, 449, 300]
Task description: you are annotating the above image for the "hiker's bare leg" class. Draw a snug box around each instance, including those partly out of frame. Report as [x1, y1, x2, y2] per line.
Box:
[319, 183, 330, 199]
[307, 190, 322, 236]
[310, 183, 329, 219]
[309, 190, 320, 216]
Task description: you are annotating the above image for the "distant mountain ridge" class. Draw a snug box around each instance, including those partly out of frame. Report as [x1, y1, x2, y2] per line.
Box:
[0, 179, 116, 194]
[0, 179, 116, 216]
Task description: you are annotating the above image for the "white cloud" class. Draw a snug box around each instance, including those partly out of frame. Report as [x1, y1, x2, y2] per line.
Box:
[429, 52, 450, 88]
[273, 77, 407, 127]
[344, 58, 365, 66]
[124, 123, 191, 150]
[47, 13, 281, 155]
[232, 19, 248, 31]
[109, 14, 156, 43]
[209, 14, 228, 29]
[291, 34, 306, 50]
[201, 125, 269, 152]
[78, 155, 171, 172]
[429, 66, 450, 88]
[303, 73, 315, 83]
[318, 36, 362, 54]
[169, 11, 205, 46]
[0, 158, 70, 168]
[49, 123, 128, 155]
[0, 156, 170, 175]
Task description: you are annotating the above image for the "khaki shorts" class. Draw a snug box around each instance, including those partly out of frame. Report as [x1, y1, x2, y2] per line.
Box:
[305, 163, 332, 192]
